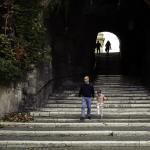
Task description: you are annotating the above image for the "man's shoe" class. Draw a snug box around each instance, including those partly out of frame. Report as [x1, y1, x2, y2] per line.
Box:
[80, 117, 85, 121]
[88, 116, 91, 120]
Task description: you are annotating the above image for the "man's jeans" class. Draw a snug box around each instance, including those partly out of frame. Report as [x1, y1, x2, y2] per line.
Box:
[81, 97, 91, 118]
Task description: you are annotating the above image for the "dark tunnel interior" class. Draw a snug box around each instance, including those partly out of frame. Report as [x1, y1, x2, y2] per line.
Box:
[45, 0, 150, 85]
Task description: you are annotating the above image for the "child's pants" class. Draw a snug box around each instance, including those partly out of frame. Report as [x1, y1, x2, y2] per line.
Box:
[97, 103, 103, 117]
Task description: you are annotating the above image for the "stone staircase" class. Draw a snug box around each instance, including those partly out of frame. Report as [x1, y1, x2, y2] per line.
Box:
[1, 75, 150, 149]
[95, 53, 121, 75]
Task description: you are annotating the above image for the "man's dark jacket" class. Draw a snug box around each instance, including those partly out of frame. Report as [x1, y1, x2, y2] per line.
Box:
[79, 83, 94, 98]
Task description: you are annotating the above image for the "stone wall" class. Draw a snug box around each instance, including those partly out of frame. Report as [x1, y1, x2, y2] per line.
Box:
[0, 63, 53, 117]
[0, 83, 23, 117]
[21, 63, 53, 111]
[142, 18, 150, 86]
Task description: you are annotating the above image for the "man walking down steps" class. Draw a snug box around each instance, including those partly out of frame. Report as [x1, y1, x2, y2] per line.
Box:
[79, 76, 95, 120]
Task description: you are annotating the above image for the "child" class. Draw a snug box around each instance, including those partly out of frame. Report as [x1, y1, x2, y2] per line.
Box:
[96, 89, 107, 118]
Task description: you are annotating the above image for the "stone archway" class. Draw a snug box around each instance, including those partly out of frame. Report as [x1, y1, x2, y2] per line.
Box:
[95, 32, 121, 54]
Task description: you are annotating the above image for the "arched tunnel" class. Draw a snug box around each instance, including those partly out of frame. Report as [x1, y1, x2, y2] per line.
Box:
[45, 0, 150, 85]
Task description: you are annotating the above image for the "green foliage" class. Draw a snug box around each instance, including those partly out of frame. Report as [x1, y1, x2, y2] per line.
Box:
[14, 0, 49, 64]
[0, 34, 23, 81]
[0, 0, 52, 82]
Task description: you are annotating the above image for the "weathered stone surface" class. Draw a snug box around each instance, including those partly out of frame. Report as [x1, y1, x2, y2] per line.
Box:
[0, 63, 53, 117]
[0, 83, 23, 118]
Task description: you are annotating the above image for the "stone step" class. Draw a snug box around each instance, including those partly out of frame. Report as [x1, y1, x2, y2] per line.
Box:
[49, 97, 150, 101]
[49, 96, 150, 100]
[95, 82, 144, 84]
[95, 77, 129, 79]
[95, 79, 124, 81]
[1, 140, 150, 150]
[94, 80, 141, 82]
[52, 94, 150, 97]
[1, 130, 150, 137]
[95, 78, 140, 80]
[45, 103, 150, 108]
[51, 98, 150, 101]
[94, 81, 141, 83]
[94, 85, 145, 87]
[94, 83, 143, 85]
[53, 93, 150, 97]
[51, 94, 149, 97]
[34, 118, 150, 123]
[95, 83, 143, 85]
[96, 75, 121, 76]
[2, 136, 150, 142]
[94, 87, 146, 90]
[3, 126, 150, 132]
[2, 122, 150, 128]
[1, 131, 150, 141]
[95, 76, 124, 79]
[47, 100, 150, 104]
[94, 84, 143, 86]
[61, 91, 148, 94]
[60, 91, 149, 94]
[51, 95, 150, 97]
[95, 80, 125, 81]
[95, 79, 138, 81]
[95, 78, 140, 81]
[61, 88, 146, 91]
[94, 86, 145, 88]
[95, 78, 126, 80]
[95, 79, 136, 81]
[56, 90, 147, 94]
[94, 85, 145, 88]
[84, 87, 147, 90]
[29, 111, 150, 117]
[38, 108, 150, 112]
[95, 79, 140, 81]
[95, 77, 123, 78]
[56, 94, 150, 97]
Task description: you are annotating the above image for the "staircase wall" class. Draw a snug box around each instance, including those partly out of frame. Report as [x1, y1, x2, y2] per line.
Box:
[0, 83, 23, 118]
[23, 63, 53, 110]
[142, 10, 150, 86]
[0, 63, 53, 117]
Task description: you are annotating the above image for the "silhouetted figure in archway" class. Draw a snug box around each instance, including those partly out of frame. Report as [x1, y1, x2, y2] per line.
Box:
[95, 41, 101, 54]
[105, 40, 111, 55]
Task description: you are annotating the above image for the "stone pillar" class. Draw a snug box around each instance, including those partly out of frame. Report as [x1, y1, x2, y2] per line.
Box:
[26, 64, 37, 95]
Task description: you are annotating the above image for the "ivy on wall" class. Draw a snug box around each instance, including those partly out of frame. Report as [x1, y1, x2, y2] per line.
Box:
[0, 34, 22, 81]
[0, 0, 52, 82]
